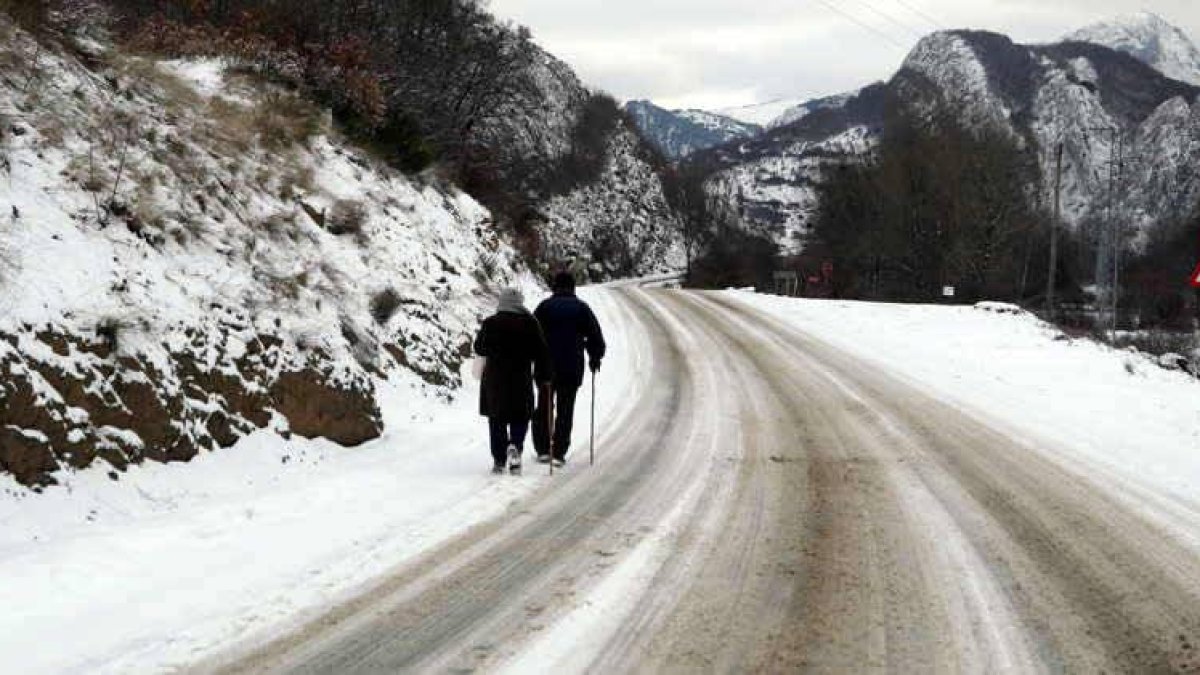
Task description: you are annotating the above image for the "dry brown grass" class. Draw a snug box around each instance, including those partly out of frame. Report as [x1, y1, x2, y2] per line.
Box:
[131, 180, 164, 233]
[111, 55, 202, 115]
[278, 163, 316, 201]
[251, 90, 323, 152]
[35, 114, 66, 148]
[259, 212, 297, 240]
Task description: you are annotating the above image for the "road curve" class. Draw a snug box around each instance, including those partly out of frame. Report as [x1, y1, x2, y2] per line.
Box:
[205, 288, 1200, 674]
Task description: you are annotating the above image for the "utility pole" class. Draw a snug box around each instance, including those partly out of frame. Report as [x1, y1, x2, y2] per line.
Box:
[1085, 126, 1120, 339]
[1047, 142, 1063, 321]
[1110, 133, 1127, 342]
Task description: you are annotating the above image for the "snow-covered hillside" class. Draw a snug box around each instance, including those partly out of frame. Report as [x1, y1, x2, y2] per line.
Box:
[1066, 11, 1200, 86]
[624, 100, 761, 159]
[689, 84, 888, 253]
[0, 285, 646, 674]
[0, 19, 535, 487]
[540, 126, 686, 271]
[493, 54, 686, 277]
[705, 125, 877, 253]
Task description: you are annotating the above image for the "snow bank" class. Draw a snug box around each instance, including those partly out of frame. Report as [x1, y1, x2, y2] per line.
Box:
[729, 293, 1200, 517]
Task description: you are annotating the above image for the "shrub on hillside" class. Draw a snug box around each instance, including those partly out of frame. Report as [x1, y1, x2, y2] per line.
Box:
[327, 199, 368, 239]
[545, 93, 623, 196]
[370, 288, 402, 326]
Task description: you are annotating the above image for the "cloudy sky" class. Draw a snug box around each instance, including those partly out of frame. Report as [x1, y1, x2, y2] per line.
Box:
[487, 0, 1200, 111]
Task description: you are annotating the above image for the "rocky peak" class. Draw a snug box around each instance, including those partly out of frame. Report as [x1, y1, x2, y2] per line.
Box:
[1065, 12, 1200, 85]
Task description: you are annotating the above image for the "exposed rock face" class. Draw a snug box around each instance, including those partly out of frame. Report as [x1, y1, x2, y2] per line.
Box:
[487, 49, 686, 277]
[271, 370, 380, 447]
[0, 325, 382, 487]
[0, 427, 59, 487]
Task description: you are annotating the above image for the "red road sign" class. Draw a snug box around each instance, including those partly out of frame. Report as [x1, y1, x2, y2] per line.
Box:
[1192, 263, 1200, 288]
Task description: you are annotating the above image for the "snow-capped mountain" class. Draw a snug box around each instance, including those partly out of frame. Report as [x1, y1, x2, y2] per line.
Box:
[693, 26, 1200, 254]
[624, 100, 762, 159]
[626, 89, 875, 165]
[676, 109, 764, 139]
[1065, 12, 1200, 86]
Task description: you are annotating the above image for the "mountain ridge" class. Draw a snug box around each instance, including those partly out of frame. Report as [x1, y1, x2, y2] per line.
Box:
[682, 20, 1200, 256]
[623, 99, 761, 159]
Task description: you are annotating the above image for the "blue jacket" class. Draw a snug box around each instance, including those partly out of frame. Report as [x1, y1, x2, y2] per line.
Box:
[534, 291, 606, 389]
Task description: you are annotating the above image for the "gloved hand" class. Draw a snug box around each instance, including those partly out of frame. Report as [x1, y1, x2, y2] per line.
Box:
[589, 359, 601, 373]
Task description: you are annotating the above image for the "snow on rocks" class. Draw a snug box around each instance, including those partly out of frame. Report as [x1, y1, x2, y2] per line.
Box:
[899, 32, 1015, 133]
[1158, 352, 1189, 371]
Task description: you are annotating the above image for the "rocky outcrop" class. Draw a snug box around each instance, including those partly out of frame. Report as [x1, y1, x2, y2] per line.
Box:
[271, 370, 380, 446]
[0, 323, 382, 489]
[485, 48, 686, 278]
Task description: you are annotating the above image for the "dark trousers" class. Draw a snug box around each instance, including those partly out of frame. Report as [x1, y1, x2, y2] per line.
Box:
[488, 418, 528, 465]
[533, 384, 579, 460]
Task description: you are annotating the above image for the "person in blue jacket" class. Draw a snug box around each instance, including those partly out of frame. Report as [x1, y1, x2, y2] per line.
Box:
[532, 272, 606, 467]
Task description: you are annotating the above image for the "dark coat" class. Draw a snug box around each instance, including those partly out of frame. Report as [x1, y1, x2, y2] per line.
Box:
[474, 311, 552, 421]
[534, 291, 606, 390]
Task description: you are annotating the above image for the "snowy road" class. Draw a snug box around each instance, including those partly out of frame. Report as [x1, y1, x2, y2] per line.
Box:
[209, 287, 1200, 673]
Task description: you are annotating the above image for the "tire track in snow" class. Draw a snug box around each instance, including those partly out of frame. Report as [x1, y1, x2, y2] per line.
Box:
[702, 291, 1200, 673]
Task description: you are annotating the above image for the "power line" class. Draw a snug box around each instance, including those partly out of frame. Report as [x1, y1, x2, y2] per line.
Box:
[810, 0, 911, 51]
[891, 0, 946, 30]
[849, 0, 927, 39]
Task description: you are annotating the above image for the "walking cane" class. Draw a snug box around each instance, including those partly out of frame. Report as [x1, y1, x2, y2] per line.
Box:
[590, 370, 596, 467]
[545, 383, 555, 476]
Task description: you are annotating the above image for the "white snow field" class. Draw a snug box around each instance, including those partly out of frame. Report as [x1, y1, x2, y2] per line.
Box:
[0, 287, 645, 675]
[728, 291, 1200, 543]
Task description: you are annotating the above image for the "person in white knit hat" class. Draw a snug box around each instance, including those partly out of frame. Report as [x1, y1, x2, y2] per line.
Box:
[473, 287, 553, 474]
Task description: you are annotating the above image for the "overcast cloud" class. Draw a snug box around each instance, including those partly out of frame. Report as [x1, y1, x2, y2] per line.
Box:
[487, 0, 1200, 110]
